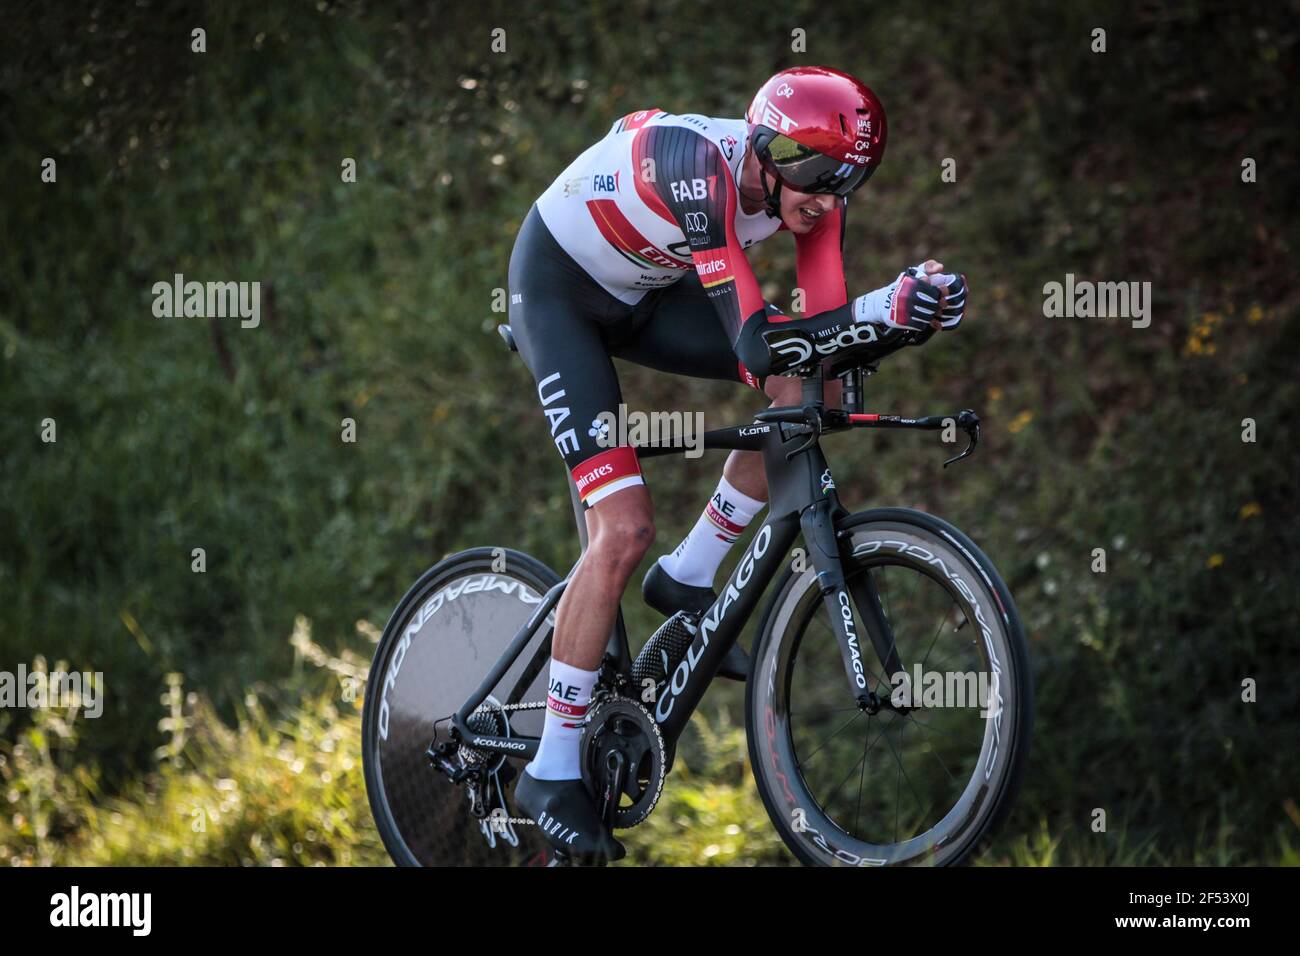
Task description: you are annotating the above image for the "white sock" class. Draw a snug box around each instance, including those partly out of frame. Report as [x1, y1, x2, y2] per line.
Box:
[527, 658, 599, 780]
[658, 476, 766, 588]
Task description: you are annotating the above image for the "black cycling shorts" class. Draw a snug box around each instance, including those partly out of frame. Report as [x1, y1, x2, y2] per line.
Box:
[507, 204, 759, 506]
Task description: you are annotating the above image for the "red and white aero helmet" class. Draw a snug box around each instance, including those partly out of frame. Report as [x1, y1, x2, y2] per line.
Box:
[746, 66, 887, 203]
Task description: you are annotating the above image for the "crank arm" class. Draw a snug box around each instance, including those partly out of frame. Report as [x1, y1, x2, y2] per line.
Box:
[599, 750, 627, 831]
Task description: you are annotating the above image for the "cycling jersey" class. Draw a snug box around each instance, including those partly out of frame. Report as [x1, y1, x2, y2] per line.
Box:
[510, 108, 874, 506]
[535, 109, 859, 383]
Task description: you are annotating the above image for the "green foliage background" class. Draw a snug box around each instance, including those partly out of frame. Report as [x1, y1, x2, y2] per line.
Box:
[1, 0, 1297, 865]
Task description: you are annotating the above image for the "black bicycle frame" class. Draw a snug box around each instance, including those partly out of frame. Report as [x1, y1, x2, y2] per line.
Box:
[449, 367, 979, 760]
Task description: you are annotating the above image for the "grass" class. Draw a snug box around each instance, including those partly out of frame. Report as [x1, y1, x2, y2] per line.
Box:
[4, 621, 1294, 867]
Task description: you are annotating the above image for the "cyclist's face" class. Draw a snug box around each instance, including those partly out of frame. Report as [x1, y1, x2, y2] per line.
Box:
[774, 176, 839, 234]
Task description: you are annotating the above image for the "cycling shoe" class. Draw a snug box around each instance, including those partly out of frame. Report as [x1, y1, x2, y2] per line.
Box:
[514, 770, 626, 862]
[643, 560, 749, 681]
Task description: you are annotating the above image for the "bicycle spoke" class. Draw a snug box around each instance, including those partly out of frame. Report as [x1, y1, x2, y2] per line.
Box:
[795, 709, 865, 767]
[894, 724, 902, 843]
[896, 711, 969, 741]
[875, 566, 894, 629]
[822, 736, 869, 812]
[881, 715, 929, 833]
[894, 712, 964, 787]
[917, 602, 952, 673]
[791, 706, 865, 719]
[862, 567, 908, 690]
[821, 717, 890, 811]
[852, 719, 871, 838]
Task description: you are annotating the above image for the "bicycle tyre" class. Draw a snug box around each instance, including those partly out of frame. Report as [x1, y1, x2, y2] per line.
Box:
[746, 507, 1033, 866]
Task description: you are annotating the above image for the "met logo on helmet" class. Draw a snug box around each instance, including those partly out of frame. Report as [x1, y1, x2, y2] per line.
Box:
[750, 92, 799, 132]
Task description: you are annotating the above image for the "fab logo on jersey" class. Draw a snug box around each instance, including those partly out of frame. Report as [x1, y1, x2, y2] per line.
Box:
[669, 177, 716, 202]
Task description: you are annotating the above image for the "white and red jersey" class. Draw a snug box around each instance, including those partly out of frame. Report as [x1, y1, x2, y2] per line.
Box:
[534, 108, 853, 384]
[536, 110, 783, 304]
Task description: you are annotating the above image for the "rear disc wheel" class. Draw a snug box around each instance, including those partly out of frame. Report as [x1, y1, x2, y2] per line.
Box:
[362, 548, 560, 866]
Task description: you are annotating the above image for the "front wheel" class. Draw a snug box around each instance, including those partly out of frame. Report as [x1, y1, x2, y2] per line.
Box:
[746, 508, 1033, 866]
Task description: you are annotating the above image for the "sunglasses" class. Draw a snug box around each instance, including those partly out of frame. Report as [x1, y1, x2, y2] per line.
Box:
[757, 130, 874, 197]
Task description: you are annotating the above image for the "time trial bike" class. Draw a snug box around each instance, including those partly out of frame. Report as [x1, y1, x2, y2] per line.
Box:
[362, 322, 1033, 866]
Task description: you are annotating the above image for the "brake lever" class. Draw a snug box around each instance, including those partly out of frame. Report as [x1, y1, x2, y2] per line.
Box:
[786, 404, 823, 460]
[941, 409, 980, 468]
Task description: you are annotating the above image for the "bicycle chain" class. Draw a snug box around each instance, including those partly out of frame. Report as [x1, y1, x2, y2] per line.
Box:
[472, 700, 547, 714]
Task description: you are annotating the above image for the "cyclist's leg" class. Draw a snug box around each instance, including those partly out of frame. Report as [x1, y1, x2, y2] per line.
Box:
[505, 208, 651, 858]
[609, 275, 844, 605]
[509, 205, 656, 678]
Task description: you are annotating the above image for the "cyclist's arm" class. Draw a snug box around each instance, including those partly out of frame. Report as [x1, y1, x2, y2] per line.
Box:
[793, 199, 849, 314]
[649, 132, 867, 378]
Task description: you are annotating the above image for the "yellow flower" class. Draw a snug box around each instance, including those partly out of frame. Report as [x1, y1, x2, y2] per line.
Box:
[1239, 502, 1262, 519]
[1007, 410, 1033, 434]
[1247, 305, 1264, 325]
[1206, 554, 1225, 569]
[988, 386, 1004, 402]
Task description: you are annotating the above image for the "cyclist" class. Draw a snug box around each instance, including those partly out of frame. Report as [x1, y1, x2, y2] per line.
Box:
[506, 66, 968, 860]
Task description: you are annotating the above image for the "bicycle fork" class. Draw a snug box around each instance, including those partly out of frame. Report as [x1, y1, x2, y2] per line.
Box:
[801, 497, 872, 706]
[803, 494, 904, 709]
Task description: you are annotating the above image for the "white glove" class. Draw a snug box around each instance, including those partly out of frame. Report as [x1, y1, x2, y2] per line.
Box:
[853, 266, 966, 331]
[852, 267, 943, 331]
[851, 282, 892, 326]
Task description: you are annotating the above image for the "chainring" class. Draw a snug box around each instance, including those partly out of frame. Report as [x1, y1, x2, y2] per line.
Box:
[579, 697, 667, 830]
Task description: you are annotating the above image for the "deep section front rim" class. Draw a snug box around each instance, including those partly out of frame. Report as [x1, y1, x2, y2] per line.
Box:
[748, 511, 1030, 866]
